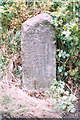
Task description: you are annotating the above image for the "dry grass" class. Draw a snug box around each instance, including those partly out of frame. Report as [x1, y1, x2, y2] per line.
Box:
[0, 80, 62, 118]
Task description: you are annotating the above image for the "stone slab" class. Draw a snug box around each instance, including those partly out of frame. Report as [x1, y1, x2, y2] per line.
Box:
[21, 13, 56, 90]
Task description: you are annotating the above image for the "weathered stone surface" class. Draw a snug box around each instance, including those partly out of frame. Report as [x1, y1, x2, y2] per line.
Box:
[21, 13, 56, 90]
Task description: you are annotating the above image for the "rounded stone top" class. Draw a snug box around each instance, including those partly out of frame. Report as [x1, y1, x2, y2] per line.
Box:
[22, 13, 53, 32]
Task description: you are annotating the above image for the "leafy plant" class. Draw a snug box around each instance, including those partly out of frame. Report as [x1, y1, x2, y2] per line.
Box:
[49, 2, 79, 85]
[48, 1, 79, 113]
[50, 80, 78, 113]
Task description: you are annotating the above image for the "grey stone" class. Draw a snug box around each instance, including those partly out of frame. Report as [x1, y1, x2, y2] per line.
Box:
[21, 13, 56, 90]
[0, 114, 2, 120]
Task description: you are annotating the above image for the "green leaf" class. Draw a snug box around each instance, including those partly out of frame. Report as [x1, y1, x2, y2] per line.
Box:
[61, 96, 67, 100]
[66, 54, 70, 57]
[70, 108, 76, 113]
[61, 104, 66, 110]
[67, 104, 74, 110]
[58, 66, 63, 73]
[70, 94, 78, 101]
[67, 104, 75, 112]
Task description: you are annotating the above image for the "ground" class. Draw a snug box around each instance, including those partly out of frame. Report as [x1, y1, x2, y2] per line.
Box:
[0, 81, 62, 118]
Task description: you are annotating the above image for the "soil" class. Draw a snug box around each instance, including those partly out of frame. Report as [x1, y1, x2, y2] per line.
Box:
[0, 81, 62, 118]
[0, 81, 78, 119]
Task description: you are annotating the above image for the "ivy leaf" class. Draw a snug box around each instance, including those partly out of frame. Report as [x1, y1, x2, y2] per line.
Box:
[70, 108, 76, 113]
[61, 104, 66, 110]
[66, 54, 70, 57]
[67, 104, 74, 112]
[58, 66, 63, 72]
[70, 94, 78, 101]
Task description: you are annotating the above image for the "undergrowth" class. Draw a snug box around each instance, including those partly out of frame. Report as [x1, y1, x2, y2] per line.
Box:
[48, 2, 79, 113]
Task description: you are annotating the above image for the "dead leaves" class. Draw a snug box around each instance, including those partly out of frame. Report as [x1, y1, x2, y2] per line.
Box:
[27, 90, 47, 99]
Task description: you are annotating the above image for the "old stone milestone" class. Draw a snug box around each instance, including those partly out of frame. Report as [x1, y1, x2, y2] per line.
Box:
[21, 13, 56, 90]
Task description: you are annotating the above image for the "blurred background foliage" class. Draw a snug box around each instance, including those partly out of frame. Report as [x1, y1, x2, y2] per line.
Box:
[0, 0, 52, 81]
[0, 0, 79, 113]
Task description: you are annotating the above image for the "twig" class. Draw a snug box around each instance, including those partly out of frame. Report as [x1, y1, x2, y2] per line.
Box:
[9, 71, 16, 81]
[65, 83, 73, 93]
[73, 1, 75, 20]
[5, 67, 9, 86]
[74, 84, 78, 95]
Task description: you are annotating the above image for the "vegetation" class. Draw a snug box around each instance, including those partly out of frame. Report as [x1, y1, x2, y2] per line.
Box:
[49, 1, 79, 113]
[0, 0, 79, 116]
